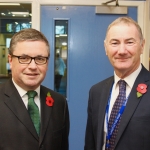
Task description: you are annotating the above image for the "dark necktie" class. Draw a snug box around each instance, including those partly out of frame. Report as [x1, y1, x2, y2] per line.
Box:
[107, 80, 126, 150]
[27, 91, 40, 135]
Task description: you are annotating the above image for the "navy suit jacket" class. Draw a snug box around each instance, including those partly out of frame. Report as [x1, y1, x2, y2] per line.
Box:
[0, 79, 69, 150]
[85, 65, 150, 150]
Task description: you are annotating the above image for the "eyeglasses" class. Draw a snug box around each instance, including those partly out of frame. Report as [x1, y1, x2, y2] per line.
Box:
[11, 54, 49, 65]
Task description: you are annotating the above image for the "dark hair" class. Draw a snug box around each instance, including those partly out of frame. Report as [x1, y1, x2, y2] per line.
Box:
[9, 28, 50, 56]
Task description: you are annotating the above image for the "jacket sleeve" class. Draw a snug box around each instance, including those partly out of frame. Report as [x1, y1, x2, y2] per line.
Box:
[84, 89, 96, 150]
[61, 99, 70, 150]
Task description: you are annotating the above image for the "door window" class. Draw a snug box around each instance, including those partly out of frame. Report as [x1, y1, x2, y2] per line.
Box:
[54, 20, 68, 96]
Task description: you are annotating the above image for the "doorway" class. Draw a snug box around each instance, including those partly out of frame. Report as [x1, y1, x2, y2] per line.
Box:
[40, 5, 137, 150]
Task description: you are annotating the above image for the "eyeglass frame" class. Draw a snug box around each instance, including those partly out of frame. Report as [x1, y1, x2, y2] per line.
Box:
[11, 54, 49, 65]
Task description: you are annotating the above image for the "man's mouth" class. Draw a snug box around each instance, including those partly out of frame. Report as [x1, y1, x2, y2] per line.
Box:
[25, 73, 39, 76]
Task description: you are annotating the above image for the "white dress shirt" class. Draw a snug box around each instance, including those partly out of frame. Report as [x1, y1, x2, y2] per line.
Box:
[102, 64, 142, 150]
[12, 79, 41, 114]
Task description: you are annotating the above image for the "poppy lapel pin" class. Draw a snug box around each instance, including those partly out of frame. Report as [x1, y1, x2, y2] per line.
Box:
[136, 83, 147, 98]
[46, 92, 54, 106]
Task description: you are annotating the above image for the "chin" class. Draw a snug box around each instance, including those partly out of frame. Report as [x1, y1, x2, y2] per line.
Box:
[24, 80, 38, 86]
[115, 65, 130, 72]
[116, 63, 131, 68]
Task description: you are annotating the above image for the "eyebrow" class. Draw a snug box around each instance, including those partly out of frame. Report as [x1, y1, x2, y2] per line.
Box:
[125, 38, 136, 41]
[109, 38, 136, 42]
[20, 54, 46, 57]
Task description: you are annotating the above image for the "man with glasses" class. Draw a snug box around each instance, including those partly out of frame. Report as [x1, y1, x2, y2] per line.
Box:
[0, 28, 69, 150]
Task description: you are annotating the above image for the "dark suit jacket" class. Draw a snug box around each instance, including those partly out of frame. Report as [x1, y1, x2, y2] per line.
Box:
[84, 65, 150, 150]
[0, 79, 69, 150]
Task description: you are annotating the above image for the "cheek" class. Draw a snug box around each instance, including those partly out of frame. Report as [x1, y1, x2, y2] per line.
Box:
[131, 49, 141, 59]
[39, 65, 48, 75]
[107, 51, 116, 60]
[11, 63, 25, 74]
[47, 66, 49, 71]
[107, 46, 118, 55]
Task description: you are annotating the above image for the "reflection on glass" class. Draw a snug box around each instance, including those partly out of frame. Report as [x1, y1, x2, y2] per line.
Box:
[54, 20, 68, 96]
[0, 3, 31, 84]
[6, 22, 31, 32]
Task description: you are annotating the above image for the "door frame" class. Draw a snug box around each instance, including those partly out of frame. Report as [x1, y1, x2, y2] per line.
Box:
[32, 0, 149, 69]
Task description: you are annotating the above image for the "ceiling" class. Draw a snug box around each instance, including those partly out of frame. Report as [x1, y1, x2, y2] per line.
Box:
[0, 3, 31, 19]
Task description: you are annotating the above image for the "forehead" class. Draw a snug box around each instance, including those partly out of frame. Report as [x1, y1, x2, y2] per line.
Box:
[106, 23, 139, 40]
[13, 41, 49, 57]
[14, 41, 49, 55]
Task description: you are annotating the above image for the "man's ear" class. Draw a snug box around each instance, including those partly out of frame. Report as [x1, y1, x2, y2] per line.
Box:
[8, 54, 12, 69]
[104, 40, 108, 56]
[140, 39, 145, 54]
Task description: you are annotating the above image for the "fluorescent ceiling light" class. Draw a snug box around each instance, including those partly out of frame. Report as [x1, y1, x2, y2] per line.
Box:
[62, 42, 67, 46]
[1, 13, 5, 15]
[0, 3, 20, 6]
[60, 34, 67, 37]
[11, 12, 29, 15]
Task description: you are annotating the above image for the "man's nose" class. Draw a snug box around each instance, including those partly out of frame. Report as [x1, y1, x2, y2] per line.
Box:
[118, 43, 127, 54]
[28, 59, 37, 68]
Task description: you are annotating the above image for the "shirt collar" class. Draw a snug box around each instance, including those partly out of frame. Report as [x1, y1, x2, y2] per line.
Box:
[114, 64, 142, 89]
[12, 78, 40, 98]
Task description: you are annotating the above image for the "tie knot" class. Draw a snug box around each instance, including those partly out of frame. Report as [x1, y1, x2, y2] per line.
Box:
[118, 80, 126, 91]
[27, 91, 37, 99]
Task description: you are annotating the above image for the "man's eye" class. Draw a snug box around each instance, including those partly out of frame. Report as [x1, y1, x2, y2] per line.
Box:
[127, 41, 134, 45]
[110, 42, 118, 46]
[20, 57, 30, 61]
[112, 42, 117, 45]
[36, 57, 45, 61]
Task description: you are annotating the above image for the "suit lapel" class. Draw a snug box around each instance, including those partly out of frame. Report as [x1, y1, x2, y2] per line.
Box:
[4, 80, 39, 140]
[115, 66, 150, 148]
[39, 86, 53, 145]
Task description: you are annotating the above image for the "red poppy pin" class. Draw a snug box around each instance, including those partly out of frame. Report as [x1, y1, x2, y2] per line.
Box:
[46, 92, 54, 106]
[136, 83, 147, 98]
